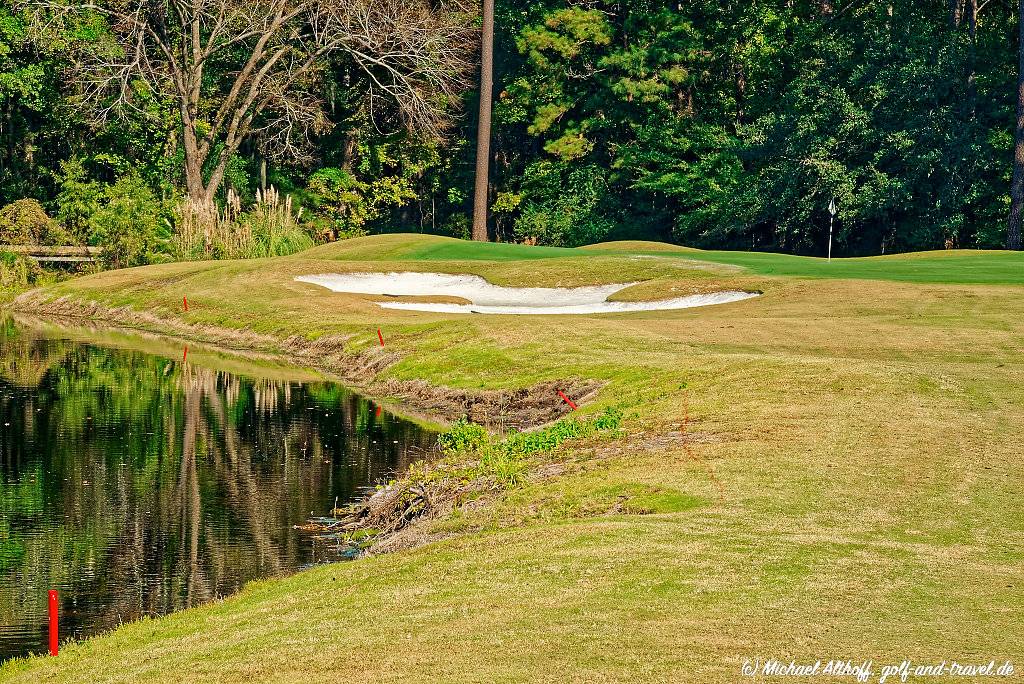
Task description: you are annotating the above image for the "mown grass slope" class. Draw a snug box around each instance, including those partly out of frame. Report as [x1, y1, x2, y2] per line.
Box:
[2, 235, 1022, 683]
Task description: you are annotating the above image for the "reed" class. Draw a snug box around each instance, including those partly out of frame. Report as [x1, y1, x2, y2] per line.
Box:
[171, 187, 314, 261]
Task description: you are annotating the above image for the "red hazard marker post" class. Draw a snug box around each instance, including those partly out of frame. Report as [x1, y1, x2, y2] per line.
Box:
[183, 346, 189, 363]
[375, 406, 382, 418]
[48, 590, 58, 656]
[377, 328, 385, 347]
[183, 296, 189, 312]
[558, 390, 578, 410]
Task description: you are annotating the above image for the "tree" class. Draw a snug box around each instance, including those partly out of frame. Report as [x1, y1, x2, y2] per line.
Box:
[0, 3, 84, 204]
[5, 0, 1021, 253]
[30, 0, 475, 204]
[471, 0, 494, 241]
[1010, 0, 1024, 250]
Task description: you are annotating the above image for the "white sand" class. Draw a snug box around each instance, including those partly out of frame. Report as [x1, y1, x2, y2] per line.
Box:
[295, 272, 759, 315]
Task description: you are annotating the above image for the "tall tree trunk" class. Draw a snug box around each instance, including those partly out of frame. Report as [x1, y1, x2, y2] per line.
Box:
[181, 112, 210, 203]
[471, 0, 495, 242]
[183, 154, 208, 203]
[341, 131, 357, 172]
[1009, 0, 1024, 250]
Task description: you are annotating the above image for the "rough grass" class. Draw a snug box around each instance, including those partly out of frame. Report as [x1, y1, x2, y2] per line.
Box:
[2, 235, 1023, 682]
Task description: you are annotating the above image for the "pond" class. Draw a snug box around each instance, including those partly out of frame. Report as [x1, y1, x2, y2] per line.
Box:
[0, 317, 437, 662]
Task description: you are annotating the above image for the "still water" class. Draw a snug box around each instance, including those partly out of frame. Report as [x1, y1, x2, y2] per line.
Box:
[0, 318, 436, 661]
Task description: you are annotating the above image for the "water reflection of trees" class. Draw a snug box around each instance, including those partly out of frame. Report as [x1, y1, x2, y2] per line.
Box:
[0, 329, 433, 659]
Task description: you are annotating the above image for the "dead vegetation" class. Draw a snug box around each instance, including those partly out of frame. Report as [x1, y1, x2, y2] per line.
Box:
[301, 424, 721, 558]
[301, 405, 628, 557]
[376, 377, 606, 429]
[305, 474, 485, 555]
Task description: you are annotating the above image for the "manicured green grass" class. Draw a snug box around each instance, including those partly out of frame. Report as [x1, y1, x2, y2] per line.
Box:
[585, 240, 1024, 284]
[298, 233, 583, 262]
[2, 234, 1023, 682]
[635, 247, 1024, 284]
[303, 234, 1024, 284]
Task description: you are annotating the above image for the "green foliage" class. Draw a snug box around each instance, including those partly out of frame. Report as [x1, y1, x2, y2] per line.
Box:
[305, 168, 375, 239]
[0, 199, 47, 245]
[438, 417, 490, 457]
[0, 249, 42, 290]
[627, 123, 748, 247]
[2, 0, 1023, 253]
[303, 138, 424, 239]
[241, 195, 316, 258]
[436, 407, 623, 488]
[251, 218, 315, 258]
[440, 213, 471, 240]
[0, 199, 71, 245]
[484, 0, 1020, 251]
[0, 9, 45, 105]
[592, 406, 623, 431]
[89, 174, 170, 268]
[53, 159, 103, 243]
[519, 8, 612, 66]
[511, 162, 614, 246]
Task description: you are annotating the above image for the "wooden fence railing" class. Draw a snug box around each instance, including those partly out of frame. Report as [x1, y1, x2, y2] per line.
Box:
[0, 245, 101, 263]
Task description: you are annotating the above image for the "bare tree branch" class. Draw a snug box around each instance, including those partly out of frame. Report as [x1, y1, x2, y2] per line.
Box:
[24, 0, 477, 202]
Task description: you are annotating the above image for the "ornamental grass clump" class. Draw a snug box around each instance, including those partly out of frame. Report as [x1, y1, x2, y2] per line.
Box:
[172, 186, 315, 261]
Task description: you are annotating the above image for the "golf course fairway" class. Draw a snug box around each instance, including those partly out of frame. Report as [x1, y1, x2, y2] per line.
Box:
[1, 234, 1021, 683]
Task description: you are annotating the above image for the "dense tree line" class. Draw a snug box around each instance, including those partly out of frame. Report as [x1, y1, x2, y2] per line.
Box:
[1, 0, 1022, 257]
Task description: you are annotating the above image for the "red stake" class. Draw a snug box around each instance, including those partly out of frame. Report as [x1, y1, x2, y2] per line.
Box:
[48, 590, 58, 656]
[183, 296, 189, 312]
[558, 390, 578, 411]
[377, 328, 385, 347]
[183, 346, 188, 363]
[375, 406, 382, 418]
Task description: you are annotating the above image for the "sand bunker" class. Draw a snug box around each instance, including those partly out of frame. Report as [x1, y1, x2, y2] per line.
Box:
[295, 272, 759, 315]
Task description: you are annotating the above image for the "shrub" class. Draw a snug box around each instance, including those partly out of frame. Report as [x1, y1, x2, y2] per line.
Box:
[511, 162, 614, 247]
[304, 166, 415, 240]
[305, 167, 373, 240]
[436, 407, 623, 488]
[441, 213, 471, 241]
[54, 159, 104, 244]
[438, 418, 491, 457]
[0, 199, 73, 246]
[0, 250, 43, 290]
[477, 448, 529, 487]
[89, 174, 170, 268]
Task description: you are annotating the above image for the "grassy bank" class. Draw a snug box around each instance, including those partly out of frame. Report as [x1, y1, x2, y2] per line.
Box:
[2, 235, 1022, 682]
